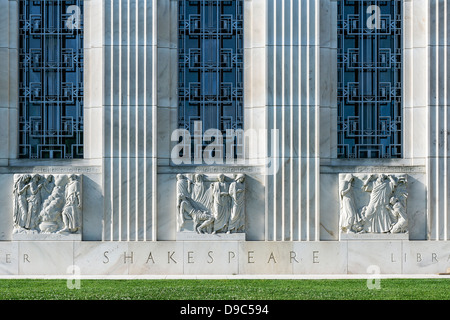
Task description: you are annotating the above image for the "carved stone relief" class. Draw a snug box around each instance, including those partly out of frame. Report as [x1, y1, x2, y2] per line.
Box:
[177, 173, 245, 234]
[339, 173, 407, 234]
[13, 174, 82, 235]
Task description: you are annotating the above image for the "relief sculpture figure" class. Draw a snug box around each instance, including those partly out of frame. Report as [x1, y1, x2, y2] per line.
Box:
[212, 174, 231, 234]
[339, 173, 408, 235]
[13, 174, 31, 230]
[12, 174, 82, 236]
[59, 174, 82, 234]
[386, 196, 408, 233]
[228, 174, 246, 234]
[362, 174, 397, 233]
[176, 173, 246, 235]
[176, 174, 214, 233]
[339, 174, 362, 233]
[26, 174, 43, 230]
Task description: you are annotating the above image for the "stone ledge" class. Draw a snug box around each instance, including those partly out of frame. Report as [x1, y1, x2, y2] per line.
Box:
[176, 232, 246, 241]
[12, 233, 81, 241]
[339, 232, 409, 241]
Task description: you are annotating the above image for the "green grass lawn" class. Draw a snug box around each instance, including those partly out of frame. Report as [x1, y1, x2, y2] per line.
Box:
[0, 279, 448, 300]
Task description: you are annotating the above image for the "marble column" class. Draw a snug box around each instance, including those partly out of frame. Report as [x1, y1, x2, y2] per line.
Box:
[265, 0, 321, 241]
[428, 0, 450, 240]
[103, 0, 158, 241]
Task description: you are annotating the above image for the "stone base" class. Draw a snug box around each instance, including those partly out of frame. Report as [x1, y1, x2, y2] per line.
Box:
[176, 232, 246, 241]
[12, 233, 82, 241]
[339, 232, 409, 241]
[0, 240, 449, 275]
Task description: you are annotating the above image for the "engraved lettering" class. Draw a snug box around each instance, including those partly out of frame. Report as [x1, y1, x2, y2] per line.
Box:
[6, 254, 11, 264]
[391, 253, 396, 263]
[146, 252, 155, 264]
[228, 251, 236, 263]
[313, 251, 319, 264]
[248, 251, 255, 264]
[207, 251, 214, 264]
[23, 254, 30, 263]
[124, 251, 134, 264]
[432, 253, 438, 262]
[417, 253, 422, 262]
[267, 252, 277, 264]
[103, 251, 109, 264]
[290, 251, 299, 263]
[168, 251, 177, 264]
[188, 251, 194, 264]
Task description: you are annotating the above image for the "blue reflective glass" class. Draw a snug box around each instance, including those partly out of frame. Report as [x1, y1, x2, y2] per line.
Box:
[178, 0, 244, 152]
[19, 0, 84, 159]
[338, 0, 402, 158]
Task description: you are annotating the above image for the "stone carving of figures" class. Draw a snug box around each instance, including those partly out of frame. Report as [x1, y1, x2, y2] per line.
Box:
[212, 174, 231, 234]
[176, 174, 214, 233]
[191, 174, 205, 203]
[40, 175, 55, 203]
[361, 174, 397, 233]
[40, 175, 67, 231]
[13, 174, 31, 230]
[25, 174, 44, 230]
[176, 174, 192, 231]
[12, 174, 83, 236]
[59, 174, 82, 233]
[339, 174, 361, 233]
[227, 174, 246, 234]
[386, 196, 408, 233]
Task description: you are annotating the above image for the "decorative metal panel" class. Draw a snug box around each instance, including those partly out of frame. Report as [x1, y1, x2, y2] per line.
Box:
[19, 0, 84, 159]
[337, 0, 402, 158]
[178, 0, 244, 156]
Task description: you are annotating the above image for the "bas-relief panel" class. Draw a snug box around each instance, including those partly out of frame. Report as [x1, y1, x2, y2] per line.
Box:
[12, 174, 82, 238]
[176, 173, 246, 237]
[339, 173, 408, 236]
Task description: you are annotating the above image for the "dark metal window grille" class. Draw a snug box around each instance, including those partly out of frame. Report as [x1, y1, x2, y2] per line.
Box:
[178, 0, 244, 158]
[19, 0, 84, 159]
[338, 0, 402, 158]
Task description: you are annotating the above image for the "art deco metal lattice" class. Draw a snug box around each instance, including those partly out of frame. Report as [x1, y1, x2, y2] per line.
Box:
[337, 0, 402, 158]
[19, 0, 84, 159]
[178, 0, 244, 156]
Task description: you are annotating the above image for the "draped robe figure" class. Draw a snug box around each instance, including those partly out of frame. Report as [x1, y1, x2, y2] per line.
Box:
[212, 174, 230, 233]
[13, 175, 31, 230]
[60, 175, 82, 233]
[339, 174, 361, 233]
[362, 174, 397, 233]
[176, 174, 192, 231]
[228, 174, 245, 233]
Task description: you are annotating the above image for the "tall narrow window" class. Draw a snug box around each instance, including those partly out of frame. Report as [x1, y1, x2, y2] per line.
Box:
[337, 0, 402, 158]
[19, 0, 84, 159]
[178, 0, 244, 158]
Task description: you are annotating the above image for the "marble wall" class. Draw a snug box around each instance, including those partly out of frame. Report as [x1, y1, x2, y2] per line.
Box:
[0, 240, 448, 275]
[0, 0, 447, 262]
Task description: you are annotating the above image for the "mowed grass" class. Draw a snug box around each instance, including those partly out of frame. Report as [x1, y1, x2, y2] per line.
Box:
[0, 279, 448, 300]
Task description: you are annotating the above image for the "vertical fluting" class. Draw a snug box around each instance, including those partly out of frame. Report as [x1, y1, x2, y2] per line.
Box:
[265, 0, 320, 241]
[103, 0, 157, 241]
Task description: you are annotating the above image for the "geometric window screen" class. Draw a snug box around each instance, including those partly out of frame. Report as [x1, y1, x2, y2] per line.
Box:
[19, 0, 84, 159]
[178, 0, 244, 156]
[338, 0, 402, 158]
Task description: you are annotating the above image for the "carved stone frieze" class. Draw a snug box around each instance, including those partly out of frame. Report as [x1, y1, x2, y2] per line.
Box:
[339, 173, 407, 235]
[13, 174, 82, 236]
[177, 173, 245, 235]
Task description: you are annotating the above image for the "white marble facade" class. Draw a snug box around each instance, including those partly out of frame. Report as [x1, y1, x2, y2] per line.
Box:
[0, 0, 448, 275]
